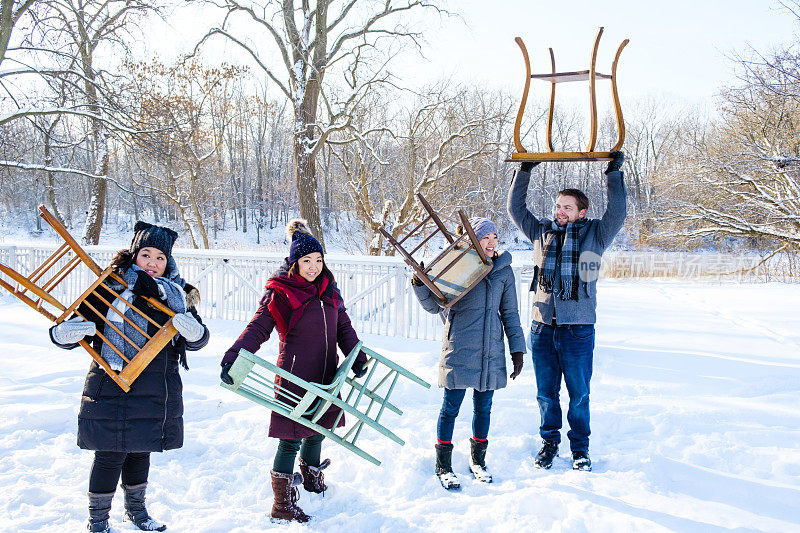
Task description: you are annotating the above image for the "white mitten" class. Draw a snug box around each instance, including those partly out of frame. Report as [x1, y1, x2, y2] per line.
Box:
[52, 317, 96, 345]
[172, 313, 205, 342]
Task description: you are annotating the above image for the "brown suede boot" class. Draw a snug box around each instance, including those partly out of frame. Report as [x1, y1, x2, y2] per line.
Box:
[270, 470, 311, 523]
[299, 458, 330, 494]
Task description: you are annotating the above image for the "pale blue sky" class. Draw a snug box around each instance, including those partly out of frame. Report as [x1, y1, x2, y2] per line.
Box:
[150, 0, 800, 110]
[393, 0, 800, 106]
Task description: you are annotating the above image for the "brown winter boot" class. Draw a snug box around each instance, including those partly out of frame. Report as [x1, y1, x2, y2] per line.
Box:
[270, 470, 311, 523]
[299, 458, 330, 494]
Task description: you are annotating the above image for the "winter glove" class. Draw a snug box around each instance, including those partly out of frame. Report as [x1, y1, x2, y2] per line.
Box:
[172, 312, 205, 342]
[51, 317, 96, 345]
[351, 358, 368, 378]
[509, 352, 524, 380]
[220, 363, 234, 385]
[411, 261, 425, 287]
[519, 161, 541, 173]
[130, 269, 160, 297]
[605, 150, 625, 174]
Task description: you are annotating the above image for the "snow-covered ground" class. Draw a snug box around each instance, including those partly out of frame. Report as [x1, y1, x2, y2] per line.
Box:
[2, 281, 800, 532]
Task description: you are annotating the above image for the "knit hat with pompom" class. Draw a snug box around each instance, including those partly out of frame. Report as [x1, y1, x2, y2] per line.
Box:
[286, 219, 324, 266]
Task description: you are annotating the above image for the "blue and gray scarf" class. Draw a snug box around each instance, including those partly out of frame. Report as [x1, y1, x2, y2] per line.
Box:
[539, 218, 586, 301]
[100, 260, 187, 371]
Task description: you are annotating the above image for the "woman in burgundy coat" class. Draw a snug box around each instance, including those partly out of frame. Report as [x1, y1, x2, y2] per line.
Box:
[220, 219, 367, 523]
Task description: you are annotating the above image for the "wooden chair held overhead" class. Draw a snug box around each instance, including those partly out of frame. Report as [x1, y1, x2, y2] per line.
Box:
[510, 27, 629, 163]
[0, 205, 177, 392]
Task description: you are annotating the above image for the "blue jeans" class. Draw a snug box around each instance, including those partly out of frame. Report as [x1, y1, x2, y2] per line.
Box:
[530, 321, 595, 452]
[436, 388, 495, 442]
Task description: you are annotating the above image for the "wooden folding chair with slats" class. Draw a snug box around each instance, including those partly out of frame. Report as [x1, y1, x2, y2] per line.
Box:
[0, 205, 177, 392]
[379, 194, 493, 308]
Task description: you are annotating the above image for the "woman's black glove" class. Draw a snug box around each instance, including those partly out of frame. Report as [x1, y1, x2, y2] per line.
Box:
[220, 363, 234, 385]
[519, 161, 541, 173]
[510, 352, 524, 379]
[411, 262, 425, 286]
[351, 358, 368, 378]
[130, 269, 160, 297]
[605, 151, 625, 174]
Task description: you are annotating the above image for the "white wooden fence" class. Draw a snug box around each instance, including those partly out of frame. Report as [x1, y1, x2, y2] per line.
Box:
[0, 244, 789, 341]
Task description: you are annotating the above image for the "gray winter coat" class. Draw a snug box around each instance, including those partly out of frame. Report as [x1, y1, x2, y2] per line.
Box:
[507, 168, 627, 325]
[412, 251, 526, 391]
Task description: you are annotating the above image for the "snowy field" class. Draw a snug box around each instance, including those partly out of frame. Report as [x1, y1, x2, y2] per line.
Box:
[2, 280, 800, 532]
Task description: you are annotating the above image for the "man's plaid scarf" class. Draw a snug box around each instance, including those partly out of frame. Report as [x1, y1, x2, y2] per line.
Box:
[538, 218, 586, 301]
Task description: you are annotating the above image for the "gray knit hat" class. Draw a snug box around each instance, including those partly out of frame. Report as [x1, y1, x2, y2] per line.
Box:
[468, 217, 498, 241]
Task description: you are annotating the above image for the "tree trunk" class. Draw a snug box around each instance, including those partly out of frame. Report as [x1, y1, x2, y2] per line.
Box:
[82, 144, 108, 244]
[44, 121, 66, 227]
[294, 102, 324, 246]
[79, 47, 108, 245]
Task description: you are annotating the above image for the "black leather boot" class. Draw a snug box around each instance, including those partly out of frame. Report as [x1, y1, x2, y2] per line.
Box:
[469, 438, 492, 482]
[122, 482, 166, 531]
[535, 440, 559, 469]
[435, 442, 460, 490]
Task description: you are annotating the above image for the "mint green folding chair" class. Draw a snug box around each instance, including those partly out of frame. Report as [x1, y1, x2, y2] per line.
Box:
[221, 341, 430, 466]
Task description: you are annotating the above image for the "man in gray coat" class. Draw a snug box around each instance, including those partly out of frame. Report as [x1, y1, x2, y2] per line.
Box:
[507, 152, 627, 471]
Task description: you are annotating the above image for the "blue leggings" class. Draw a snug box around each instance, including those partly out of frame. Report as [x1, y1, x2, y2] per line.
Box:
[436, 388, 494, 442]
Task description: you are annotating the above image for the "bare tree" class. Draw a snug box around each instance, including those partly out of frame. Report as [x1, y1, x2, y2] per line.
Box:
[196, 0, 443, 246]
[44, 0, 162, 243]
[660, 48, 800, 256]
[123, 59, 251, 248]
[0, 0, 36, 66]
[1, 0, 163, 242]
[328, 83, 508, 255]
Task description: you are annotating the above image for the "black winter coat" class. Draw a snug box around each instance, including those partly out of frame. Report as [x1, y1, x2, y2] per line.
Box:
[51, 269, 209, 452]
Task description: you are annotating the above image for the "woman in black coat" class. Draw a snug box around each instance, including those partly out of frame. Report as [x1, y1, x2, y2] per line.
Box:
[50, 222, 209, 533]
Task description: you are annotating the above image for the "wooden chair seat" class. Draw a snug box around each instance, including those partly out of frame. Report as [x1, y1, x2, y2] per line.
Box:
[425, 247, 493, 305]
[222, 341, 431, 466]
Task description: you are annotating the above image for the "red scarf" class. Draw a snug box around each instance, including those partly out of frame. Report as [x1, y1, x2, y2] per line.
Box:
[265, 271, 338, 340]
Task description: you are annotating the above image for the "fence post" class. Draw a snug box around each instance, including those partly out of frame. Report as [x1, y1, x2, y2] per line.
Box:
[8, 245, 17, 272]
[216, 258, 226, 319]
[394, 264, 406, 337]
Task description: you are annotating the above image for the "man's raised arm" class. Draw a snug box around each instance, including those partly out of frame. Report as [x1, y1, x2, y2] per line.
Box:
[507, 161, 542, 242]
[597, 151, 628, 249]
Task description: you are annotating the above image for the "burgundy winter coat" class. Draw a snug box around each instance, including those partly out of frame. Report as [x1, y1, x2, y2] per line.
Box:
[222, 263, 366, 439]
